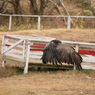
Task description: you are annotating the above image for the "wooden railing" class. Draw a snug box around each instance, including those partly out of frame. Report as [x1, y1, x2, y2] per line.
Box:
[1, 35, 95, 74]
[1, 13, 95, 30]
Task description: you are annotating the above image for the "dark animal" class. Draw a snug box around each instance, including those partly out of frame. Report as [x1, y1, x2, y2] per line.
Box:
[41, 40, 83, 70]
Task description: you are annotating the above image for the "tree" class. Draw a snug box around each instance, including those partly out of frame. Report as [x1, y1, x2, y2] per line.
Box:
[29, 0, 49, 15]
[86, 0, 95, 16]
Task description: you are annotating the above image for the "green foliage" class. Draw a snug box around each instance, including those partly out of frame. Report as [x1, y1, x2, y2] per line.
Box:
[77, 0, 93, 10]
[80, 12, 92, 16]
[73, 17, 84, 29]
[11, 24, 33, 31]
[0, 25, 8, 32]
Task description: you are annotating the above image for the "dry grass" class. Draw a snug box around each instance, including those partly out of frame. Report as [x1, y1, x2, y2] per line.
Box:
[0, 29, 95, 95]
[0, 70, 95, 95]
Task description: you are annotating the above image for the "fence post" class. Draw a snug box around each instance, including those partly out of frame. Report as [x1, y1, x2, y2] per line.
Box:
[24, 40, 30, 74]
[38, 16, 41, 30]
[75, 44, 79, 53]
[9, 15, 12, 31]
[67, 16, 71, 29]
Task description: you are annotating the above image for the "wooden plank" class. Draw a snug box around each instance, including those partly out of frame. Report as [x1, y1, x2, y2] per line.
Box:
[5, 53, 24, 59]
[78, 50, 95, 55]
[29, 51, 43, 55]
[2, 56, 25, 67]
[4, 35, 20, 40]
[62, 40, 95, 48]
[30, 48, 43, 51]
[29, 55, 41, 59]
[33, 43, 46, 46]
[82, 56, 95, 63]
[4, 48, 23, 54]
[5, 42, 23, 48]
[30, 45, 45, 48]
[2, 39, 23, 54]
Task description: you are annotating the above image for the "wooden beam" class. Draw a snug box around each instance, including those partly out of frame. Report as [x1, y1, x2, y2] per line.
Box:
[2, 39, 23, 54]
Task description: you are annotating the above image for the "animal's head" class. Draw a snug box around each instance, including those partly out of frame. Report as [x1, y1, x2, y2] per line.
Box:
[51, 40, 62, 45]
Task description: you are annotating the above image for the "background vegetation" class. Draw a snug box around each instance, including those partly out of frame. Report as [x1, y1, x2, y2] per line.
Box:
[0, 0, 95, 31]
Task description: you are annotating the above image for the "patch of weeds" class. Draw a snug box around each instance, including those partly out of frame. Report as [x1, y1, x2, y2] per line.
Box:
[0, 25, 8, 32]
[0, 66, 24, 78]
[80, 12, 92, 16]
[15, 67, 23, 74]
[11, 24, 32, 31]
[77, 0, 93, 10]
[80, 69, 94, 74]
[0, 92, 10, 95]
[0, 66, 16, 78]
[49, 70, 57, 74]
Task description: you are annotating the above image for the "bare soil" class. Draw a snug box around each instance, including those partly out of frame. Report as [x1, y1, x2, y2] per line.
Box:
[0, 29, 95, 95]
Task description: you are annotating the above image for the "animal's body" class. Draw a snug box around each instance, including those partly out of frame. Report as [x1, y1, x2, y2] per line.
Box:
[41, 40, 83, 70]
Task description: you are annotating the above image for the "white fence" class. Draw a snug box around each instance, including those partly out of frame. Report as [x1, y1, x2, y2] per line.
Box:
[1, 14, 95, 30]
[1, 35, 95, 74]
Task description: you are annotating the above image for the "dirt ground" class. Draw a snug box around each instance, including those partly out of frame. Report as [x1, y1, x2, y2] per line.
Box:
[0, 29, 95, 95]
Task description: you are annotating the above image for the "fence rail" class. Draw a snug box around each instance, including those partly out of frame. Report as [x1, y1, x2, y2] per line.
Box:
[1, 14, 95, 31]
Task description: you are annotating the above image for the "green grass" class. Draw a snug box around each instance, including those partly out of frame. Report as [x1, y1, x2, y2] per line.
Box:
[0, 65, 95, 78]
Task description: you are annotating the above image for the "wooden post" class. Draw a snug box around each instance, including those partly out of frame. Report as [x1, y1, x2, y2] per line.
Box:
[38, 16, 41, 30]
[75, 44, 79, 53]
[9, 15, 12, 31]
[2, 61, 6, 67]
[1, 35, 5, 67]
[67, 16, 71, 29]
[74, 44, 79, 70]
[24, 40, 30, 74]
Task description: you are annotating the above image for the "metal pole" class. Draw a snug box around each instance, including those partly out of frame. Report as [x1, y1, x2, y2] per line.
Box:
[67, 16, 71, 29]
[9, 15, 12, 31]
[38, 16, 41, 30]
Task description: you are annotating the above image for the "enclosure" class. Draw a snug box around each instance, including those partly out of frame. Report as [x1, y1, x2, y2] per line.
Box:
[1, 14, 95, 31]
[1, 34, 95, 74]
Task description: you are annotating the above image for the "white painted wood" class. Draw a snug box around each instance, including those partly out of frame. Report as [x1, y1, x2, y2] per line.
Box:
[5, 53, 24, 59]
[24, 40, 30, 74]
[82, 56, 95, 63]
[9, 15, 12, 31]
[38, 16, 41, 30]
[5, 42, 23, 48]
[75, 44, 79, 52]
[29, 55, 41, 59]
[4, 49, 23, 54]
[62, 40, 95, 47]
[1, 14, 95, 18]
[67, 16, 71, 29]
[1, 35, 5, 54]
[1, 35, 9, 54]
[22, 40, 26, 58]
[2, 39, 23, 54]
[2, 61, 6, 67]
[29, 51, 43, 55]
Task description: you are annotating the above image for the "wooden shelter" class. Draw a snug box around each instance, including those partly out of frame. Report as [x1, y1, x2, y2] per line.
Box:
[1, 35, 95, 74]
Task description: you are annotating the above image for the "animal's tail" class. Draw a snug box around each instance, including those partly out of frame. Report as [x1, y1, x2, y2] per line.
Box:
[70, 52, 83, 70]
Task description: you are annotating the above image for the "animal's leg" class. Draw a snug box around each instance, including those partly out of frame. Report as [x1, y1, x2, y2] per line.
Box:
[73, 63, 76, 70]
